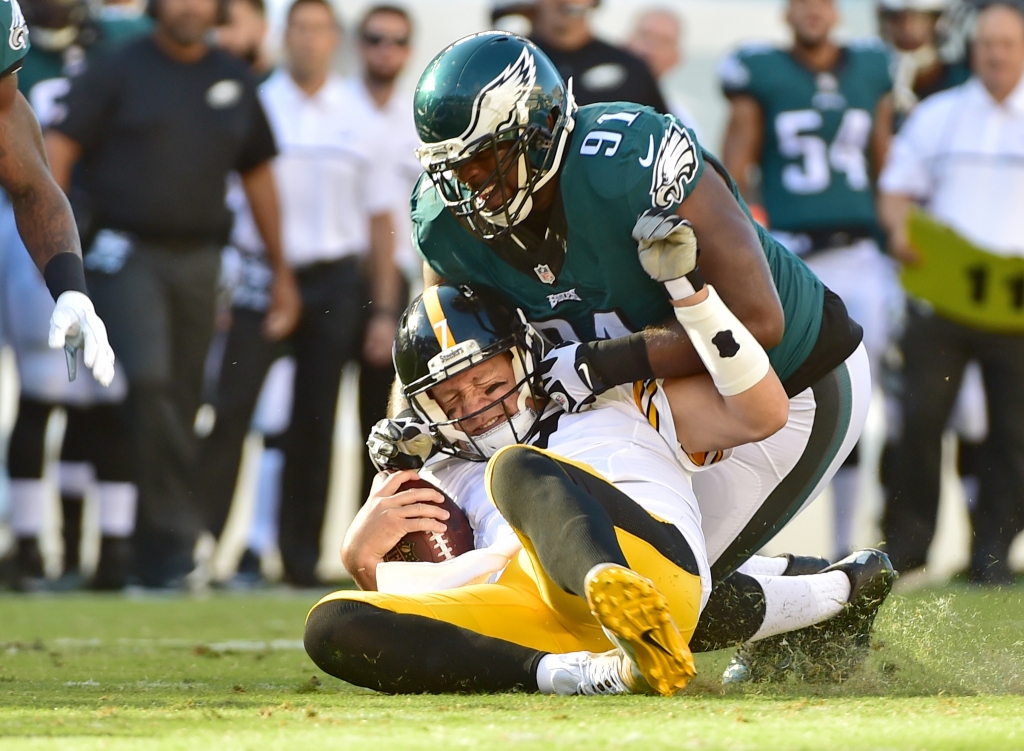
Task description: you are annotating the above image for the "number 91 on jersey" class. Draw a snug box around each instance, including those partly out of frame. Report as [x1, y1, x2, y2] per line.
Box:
[902, 210, 1024, 333]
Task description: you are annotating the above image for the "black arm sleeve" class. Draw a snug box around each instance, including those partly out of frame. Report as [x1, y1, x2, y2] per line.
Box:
[235, 93, 277, 173]
[578, 332, 654, 388]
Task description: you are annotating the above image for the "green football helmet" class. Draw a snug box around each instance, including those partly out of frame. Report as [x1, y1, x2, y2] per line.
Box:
[413, 31, 576, 239]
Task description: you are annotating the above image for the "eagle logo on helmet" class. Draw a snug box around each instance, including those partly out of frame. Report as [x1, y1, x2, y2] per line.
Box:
[649, 121, 698, 210]
[457, 46, 538, 154]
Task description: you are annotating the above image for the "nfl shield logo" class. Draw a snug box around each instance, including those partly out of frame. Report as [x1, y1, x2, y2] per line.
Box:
[534, 264, 556, 285]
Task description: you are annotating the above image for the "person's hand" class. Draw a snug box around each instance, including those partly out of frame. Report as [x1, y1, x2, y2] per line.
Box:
[341, 469, 450, 589]
[363, 312, 396, 367]
[264, 266, 301, 340]
[536, 341, 607, 414]
[367, 410, 435, 471]
[889, 228, 921, 266]
[633, 209, 699, 283]
[48, 291, 116, 387]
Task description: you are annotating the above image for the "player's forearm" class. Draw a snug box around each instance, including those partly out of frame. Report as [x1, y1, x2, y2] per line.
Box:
[241, 161, 288, 272]
[369, 212, 401, 315]
[11, 177, 82, 277]
[0, 93, 83, 276]
[877, 192, 914, 240]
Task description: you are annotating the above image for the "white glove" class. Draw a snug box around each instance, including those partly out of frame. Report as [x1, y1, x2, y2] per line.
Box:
[536, 341, 607, 414]
[632, 209, 699, 283]
[367, 411, 435, 471]
[48, 291, 116, 387]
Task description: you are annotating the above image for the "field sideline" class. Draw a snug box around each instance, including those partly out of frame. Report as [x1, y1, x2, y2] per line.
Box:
[1, 584, 1022, 750]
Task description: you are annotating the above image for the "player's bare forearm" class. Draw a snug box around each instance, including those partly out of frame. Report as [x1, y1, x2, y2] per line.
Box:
[676, 167, 785, 348]
[242, 162, 301, 339]
[0, 79, 82, 272]
[870, 94, 894, 183]
[241, 161, 286, 272]
[369, 212, 401, 313]
[664, 369, 788, 453]
[878, 192, 918, 264]
[720, 94, 764, 200]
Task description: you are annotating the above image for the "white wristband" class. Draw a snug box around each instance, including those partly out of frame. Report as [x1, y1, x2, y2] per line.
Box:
[672, 285, 770, 396]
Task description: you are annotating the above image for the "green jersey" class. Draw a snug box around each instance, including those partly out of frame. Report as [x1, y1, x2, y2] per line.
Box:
[413, 102, 827, 384]
[720, 41, 892, 239]
[0, 0, 28, 78]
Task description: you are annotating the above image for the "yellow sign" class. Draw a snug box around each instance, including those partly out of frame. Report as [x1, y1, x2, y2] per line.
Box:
[901, 210, 1024, 332]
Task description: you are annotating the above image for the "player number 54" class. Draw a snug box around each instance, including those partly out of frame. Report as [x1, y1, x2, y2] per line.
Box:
[775, 108, 871, 194]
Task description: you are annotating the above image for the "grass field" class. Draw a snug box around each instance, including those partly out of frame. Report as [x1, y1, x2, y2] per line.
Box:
[1, 584, 1023, 750]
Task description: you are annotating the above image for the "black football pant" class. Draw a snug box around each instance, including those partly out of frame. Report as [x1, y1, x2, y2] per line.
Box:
[194, 308, 283, 539]
[278, 257, 368, 586]
[883, 306, 1024, 582]
[88, 243, 220, 586]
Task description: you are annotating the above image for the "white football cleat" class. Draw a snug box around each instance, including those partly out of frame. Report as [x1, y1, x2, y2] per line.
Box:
[539, 649, 654, 696]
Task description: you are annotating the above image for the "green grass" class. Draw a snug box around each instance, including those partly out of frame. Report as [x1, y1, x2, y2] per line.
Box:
[0, 585, 1022, 749]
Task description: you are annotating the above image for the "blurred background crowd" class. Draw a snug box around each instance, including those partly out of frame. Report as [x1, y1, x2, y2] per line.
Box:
[1, 0, 1022, 592]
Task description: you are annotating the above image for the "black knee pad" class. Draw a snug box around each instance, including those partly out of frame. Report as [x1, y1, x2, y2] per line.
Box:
[7, 399, 52, 478]
[64, 405, 133, 482]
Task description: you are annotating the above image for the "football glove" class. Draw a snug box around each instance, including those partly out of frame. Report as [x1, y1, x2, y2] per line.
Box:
[536, 342, 609, 414]
[367, 410, 435, 471]
[48, 291, 116, 387]
[632, 209, 699, 284]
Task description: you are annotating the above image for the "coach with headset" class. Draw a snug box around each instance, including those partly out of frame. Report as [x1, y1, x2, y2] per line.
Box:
[43, 0, 301, 588]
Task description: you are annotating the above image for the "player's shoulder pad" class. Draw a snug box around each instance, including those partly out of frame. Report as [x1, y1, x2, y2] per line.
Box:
[719, 42, 782, 95]
[567, 104, 703, 212]
[410, 172, 477, 279]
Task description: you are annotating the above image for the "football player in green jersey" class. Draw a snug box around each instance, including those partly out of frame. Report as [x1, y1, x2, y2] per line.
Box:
[720, 0, 896, 577]
[0, 0, 114, 386]
[369, 31, 877, 681]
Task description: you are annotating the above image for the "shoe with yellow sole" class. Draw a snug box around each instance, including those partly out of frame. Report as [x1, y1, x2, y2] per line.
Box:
[583, 563, 695, 696]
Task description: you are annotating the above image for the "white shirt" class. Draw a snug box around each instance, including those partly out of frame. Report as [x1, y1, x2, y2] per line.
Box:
[249, 70, 398, 268]
[879, 76, 1024, 257]
[345, 78, 424, 281]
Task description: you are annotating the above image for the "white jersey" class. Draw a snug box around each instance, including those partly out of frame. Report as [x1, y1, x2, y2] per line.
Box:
[418, 381, 711, 598]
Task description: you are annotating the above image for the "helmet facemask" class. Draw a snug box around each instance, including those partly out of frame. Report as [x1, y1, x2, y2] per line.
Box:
[405, 329, 545, 461]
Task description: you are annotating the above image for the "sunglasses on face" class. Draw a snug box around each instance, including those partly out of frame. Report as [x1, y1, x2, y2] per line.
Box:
[362, 32, 409, 47]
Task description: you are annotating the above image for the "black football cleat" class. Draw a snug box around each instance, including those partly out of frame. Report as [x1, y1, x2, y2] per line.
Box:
[795, 548, 898, 683]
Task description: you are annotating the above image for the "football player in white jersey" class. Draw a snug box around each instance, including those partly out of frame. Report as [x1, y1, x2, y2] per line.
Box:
[305, 281, 895, 695]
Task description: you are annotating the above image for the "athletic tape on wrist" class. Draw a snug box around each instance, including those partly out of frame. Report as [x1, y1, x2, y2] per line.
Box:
[663, 268, 706, 302]
[672, 285, 770, 396]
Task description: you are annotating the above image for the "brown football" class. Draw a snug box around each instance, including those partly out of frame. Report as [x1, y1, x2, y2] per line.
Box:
[382, 478, 475, 563]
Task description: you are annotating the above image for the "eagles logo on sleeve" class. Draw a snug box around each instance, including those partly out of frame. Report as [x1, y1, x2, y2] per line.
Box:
[649, 121, 698, 210]
[7, 0, 27, 52]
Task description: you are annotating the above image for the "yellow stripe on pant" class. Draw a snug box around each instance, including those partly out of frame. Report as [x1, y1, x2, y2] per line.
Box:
[312, 445, 703, 655]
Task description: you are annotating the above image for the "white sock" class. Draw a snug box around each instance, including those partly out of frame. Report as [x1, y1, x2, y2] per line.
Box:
[831, 467, 859, 558]
[536, 652, 586, 694]
[749, 571, 851, 642]
[9, 479, 46, 537]
[98, 482, 137, 537]
[737, 554, 789, 577]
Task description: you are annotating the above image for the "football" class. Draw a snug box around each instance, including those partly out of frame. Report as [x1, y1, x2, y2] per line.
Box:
[382, 478, 475, 563]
